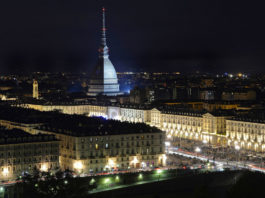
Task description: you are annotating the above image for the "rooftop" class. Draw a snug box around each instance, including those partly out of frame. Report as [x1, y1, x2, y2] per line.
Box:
[228, 110, 265, 124]
[36, 116, 161, 137]
[0, 106, 161, 136]
[0, 128, 57, 145]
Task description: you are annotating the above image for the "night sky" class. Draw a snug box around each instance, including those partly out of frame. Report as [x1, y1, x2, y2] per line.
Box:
[0, 0, 265, 73]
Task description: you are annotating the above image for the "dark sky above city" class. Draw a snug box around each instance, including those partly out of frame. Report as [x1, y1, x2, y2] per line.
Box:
[0, 0, 265, 73]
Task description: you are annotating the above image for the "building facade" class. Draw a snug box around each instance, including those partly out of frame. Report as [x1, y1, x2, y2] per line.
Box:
[0, 129, 59, 181]
[32, 125, 166, 174]
[226, 118, 265, 152]
[19, 102, 265, 153]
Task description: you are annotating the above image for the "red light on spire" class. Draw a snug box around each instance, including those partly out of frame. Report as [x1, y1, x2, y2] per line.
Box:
[102, 7, 105, 12]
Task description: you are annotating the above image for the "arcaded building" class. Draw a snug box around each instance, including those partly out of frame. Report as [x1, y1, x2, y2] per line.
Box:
[226, 113, 265, 152]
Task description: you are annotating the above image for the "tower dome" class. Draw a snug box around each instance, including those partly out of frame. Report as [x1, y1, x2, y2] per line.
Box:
[87, 7, 120, 96]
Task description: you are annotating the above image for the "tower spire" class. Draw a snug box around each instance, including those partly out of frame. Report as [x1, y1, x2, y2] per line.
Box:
[99, 7, 109, 58]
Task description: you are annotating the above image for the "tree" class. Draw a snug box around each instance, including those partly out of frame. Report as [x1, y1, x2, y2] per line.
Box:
[16, 169, 95, 198]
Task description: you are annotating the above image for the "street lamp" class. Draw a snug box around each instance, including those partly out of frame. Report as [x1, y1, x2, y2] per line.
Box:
[195, 147, 201, 153]
[89, 178, 95, 185]
[157, 169, 162, 181]
[104, 178, 111, 186]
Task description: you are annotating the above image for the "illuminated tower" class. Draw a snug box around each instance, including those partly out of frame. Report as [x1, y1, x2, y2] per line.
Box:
[33, 80, 39, 99]
[87, 7, 120, 96]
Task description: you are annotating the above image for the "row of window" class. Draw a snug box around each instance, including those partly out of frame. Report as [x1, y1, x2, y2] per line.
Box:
[0, 156, 58, 165]
[79, 134, 160, 143]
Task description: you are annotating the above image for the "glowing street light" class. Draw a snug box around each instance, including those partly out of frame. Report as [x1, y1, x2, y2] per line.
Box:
[195, 147, 201, 153]
[104, 178, 111, 184]
[131, 156, 138, 168]
[235, 145, 240, 151]
[108, 159, 116, 169]
[138, 173, 143, 180]
[89, 178, 95, 185]
[203, 139, 208, 144]
[40, 164, 48, 172]
[73, 161, 83, 171]
[0, 186, 4, 193]
[3, 167, 8, 176]
[157, 169, 162, 181]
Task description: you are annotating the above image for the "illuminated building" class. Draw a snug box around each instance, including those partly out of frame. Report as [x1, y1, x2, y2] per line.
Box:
[33, 80, 39, 99]
[151, 109, 231, 146]
[120, 105, 151, 123]
[87, 8, 120, 96]
[0, 128, 59, 181]
[32, 118, 165, 173]
[17, 102, 265, 153]
[226, 115, 265, 152]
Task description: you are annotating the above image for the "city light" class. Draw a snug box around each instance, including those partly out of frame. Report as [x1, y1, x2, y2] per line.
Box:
[3, 167, 8, 176]
[235, 145, 240, 151]
[73, 161, 83, 170]
[165, 141, 171, 147]
[195, 147, 201, 153]
[108, 159, 116, 168]
[138, 173, 143, 180]
[104, 178, 111, 184]
[0, 187, 4, 193]
[141, 162, 146, 168]
[157, 169, 162, 174]
[40, 164, 48, 172]
[131, 156, 138, 164]
[89, 178, 95, 185]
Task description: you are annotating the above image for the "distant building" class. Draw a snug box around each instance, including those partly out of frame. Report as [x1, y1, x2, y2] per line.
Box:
[221, 89, 256, 101]
[87, 8, 120, 96]
[18, 100, 265, 152]
[200, 89, 216, 100]
[33, 80, 39, 99]
[129, 87, 148, 104]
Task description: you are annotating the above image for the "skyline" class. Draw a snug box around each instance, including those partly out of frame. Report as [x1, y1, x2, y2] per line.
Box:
[0, 0, 265, 73]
